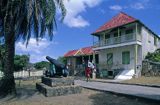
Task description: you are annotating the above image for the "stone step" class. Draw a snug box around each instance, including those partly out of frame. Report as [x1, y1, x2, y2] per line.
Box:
[36, 83, 82, 97]
[42, 76, 74, 87]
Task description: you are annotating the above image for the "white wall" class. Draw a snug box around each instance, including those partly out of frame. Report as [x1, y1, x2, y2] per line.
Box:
[98, 45, 142, 70]
[14, 70, 43, 78]
[95, 22, 160, 75]
[1, 70, 43, 78]
[141, 26, 159, 59]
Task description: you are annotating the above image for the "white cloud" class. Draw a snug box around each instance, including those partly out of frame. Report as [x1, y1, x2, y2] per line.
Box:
[131, 3, 145, 10]
[130, 0, 150, 10]
[16, 38, 53, 54]
[63, 0, 102, 28]
[16, 38, 58, 63]
[109, 5, 123, 11]
[30, 55, 46, 63]
[109, 0, 150, 11]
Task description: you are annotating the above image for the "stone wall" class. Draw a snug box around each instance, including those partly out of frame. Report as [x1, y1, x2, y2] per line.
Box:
[142, 60, 160, 76]
[36, 76, 82, 97]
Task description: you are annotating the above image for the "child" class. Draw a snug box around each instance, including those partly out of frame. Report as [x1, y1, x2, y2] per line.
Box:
[85, 67, 91, 82]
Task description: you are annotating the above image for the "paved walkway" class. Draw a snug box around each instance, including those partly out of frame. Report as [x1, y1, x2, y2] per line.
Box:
[75, 80, 160, 101]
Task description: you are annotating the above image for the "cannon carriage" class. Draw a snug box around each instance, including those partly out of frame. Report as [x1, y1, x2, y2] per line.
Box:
[45, 56, 69, 77]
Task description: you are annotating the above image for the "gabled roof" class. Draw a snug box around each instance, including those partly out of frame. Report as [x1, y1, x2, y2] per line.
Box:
[64, 50, 78, 57]
[81, 46, 93, 55]
[92, 12, 137, 34]
[64, 46, 93, 57]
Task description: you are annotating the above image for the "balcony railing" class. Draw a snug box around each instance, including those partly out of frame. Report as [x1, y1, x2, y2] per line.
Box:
[94, 33, 140, 47]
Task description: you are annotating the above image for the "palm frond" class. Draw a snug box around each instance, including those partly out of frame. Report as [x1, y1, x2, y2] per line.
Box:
[0, 0, 66, 45]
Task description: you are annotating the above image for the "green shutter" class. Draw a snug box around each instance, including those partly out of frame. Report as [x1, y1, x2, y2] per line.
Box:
[122, 51, 130, 64]
[107, 53, 113, 65]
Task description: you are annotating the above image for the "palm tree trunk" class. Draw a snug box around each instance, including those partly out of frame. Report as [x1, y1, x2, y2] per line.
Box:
[0, 32, 16, 96]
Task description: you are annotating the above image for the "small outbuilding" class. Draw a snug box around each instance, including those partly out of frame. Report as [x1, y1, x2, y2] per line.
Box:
[64, 46, 99, 76]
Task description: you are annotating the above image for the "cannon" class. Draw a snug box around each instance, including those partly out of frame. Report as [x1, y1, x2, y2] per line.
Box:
[45, 56, 68, 77]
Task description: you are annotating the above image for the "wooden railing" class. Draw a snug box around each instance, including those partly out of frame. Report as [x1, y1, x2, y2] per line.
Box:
[94, 33, 141, 47]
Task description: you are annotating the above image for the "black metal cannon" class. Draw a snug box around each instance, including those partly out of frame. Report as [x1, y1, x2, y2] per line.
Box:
[45, 56, 68, 77]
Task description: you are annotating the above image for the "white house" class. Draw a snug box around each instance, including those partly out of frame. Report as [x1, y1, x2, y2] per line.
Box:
[91, 12, 160, 80]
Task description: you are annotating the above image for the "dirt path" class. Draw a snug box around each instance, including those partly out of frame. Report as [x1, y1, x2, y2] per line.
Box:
[0, 80, 159, 105]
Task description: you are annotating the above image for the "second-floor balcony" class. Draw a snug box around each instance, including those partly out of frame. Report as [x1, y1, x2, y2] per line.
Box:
[94, 33, 141, 47]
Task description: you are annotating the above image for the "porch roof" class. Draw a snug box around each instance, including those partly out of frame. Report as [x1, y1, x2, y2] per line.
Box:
[64, 46, 94, 57]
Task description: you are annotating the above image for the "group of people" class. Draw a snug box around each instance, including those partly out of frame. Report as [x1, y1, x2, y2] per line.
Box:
[85, 60, 96, 82]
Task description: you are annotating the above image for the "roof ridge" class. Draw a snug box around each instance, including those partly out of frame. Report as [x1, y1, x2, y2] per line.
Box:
[119, 12, 137, 20]
[92, 12, 137, 34]
[64, 46, 94, 57]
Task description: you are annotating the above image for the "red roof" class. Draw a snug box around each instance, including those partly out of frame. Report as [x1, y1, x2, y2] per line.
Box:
[64, 50, 78, 57]
[81, 46, 93, 55]
[64, 46, 93, 57]
[93, 12, 137, 34]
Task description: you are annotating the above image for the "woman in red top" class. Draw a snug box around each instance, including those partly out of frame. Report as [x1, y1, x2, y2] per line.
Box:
[85, 67, 91, 82]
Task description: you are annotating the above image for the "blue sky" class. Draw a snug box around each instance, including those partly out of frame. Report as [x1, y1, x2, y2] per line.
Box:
[15, 0, 160, 63]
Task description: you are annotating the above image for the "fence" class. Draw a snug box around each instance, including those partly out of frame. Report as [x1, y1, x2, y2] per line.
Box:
[142, 60, 160, 76]
[0, 70, 44, 79]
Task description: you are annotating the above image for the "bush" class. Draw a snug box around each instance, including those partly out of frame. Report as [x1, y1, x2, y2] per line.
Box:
[34, 61, 50, 70]
[145, 49, 160, 62]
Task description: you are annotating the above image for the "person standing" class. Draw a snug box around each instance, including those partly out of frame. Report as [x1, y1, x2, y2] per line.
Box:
[85, 60, 92, 82]
[85, 67, 91, 82]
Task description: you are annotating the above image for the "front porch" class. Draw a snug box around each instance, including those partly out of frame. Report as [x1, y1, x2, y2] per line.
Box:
[67, 54, 99, 76]
[95, 44, 142, 80]
[64, 46, 99, 76]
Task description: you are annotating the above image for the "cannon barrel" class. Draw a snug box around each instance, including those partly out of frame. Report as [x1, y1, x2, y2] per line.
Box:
[46, 56, 65, 69]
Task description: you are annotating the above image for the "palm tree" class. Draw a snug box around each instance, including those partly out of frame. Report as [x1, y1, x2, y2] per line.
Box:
[0, 0, 66, 96]
[0, 44, 5, 72]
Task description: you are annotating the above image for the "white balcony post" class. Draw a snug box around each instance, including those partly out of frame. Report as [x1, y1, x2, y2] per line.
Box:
[134, 44, 138, 78]
[135, 23, 138, 40]
[118, 27, 120, 36]
[92, 51, 96, 79]
[93, 51, 96, 64]
[118, 27, 120, 43]
[89, 55, 91, 62]
[103, 32, 105, 45]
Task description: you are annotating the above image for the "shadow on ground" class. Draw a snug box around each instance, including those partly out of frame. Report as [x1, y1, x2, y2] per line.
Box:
[89, 92, 159, 105]
[0, 80, 39, 102]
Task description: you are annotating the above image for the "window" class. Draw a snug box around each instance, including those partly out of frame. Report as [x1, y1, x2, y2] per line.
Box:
[105, 34, 110, 39]
[154, 36, 157, 46]
[107, 53, 113, 65]
[114, 32, 118, 37]
[125, 29, 133, 34]
[119, 31, 122, 36]
[122, 51, 130, 64]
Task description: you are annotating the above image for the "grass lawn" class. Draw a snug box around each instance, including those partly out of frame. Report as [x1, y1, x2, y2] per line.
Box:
[122, 76, 160, 85]
[0, 78, 159, 105]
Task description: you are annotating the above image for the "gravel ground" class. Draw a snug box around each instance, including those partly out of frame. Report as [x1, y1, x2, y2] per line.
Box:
[0, 80, 159, 105]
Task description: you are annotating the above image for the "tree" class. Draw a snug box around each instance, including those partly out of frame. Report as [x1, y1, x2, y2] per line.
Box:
[145, 49, 160, 62]
[0, 44, 5, 72]
[0, 0, 66, 95]
[1, 46, 29, 72]
[57, 56, 67, 64]
[14, 55, 29, 72]
[34, 61, 50, 70]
